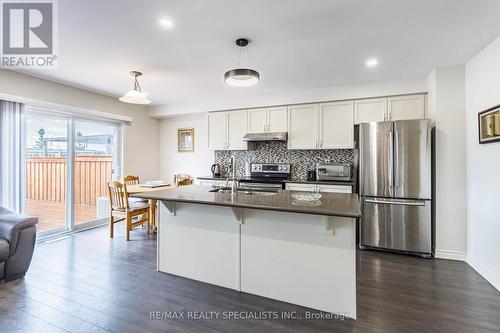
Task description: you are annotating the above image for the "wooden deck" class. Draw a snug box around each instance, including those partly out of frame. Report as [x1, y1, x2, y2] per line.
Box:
[26, 199, 99, 231]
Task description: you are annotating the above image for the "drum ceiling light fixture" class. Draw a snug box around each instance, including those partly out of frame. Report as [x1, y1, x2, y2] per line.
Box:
[224, 38, 260, 87]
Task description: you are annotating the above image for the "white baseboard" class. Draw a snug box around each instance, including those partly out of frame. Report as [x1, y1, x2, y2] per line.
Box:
[434, 249, 467, 261]
[467, 257, 500, 292]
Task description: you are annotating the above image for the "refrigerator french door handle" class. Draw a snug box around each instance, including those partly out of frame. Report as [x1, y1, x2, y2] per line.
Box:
[394, 130, 399, 188]
[364, 199, 426, 206]
[388, 131, 393, 188]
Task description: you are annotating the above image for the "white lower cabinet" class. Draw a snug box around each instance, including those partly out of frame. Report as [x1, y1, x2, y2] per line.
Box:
[285, 183, 317, 192]
[285, 183, 352, 193]
[317, 184, 352, 193]
[198, 180, 216, 186]
[198, 180, 231, 187]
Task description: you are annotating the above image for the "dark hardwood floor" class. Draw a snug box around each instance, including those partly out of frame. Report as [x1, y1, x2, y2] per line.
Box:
[1, 223, 499, 333]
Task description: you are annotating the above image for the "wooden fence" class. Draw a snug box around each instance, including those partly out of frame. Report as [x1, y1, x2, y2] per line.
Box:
[25, 156, 113, 206]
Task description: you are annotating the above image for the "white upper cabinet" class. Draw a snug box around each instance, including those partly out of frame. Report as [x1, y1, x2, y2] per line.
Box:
[209, 94, 426, 151]
[227, 110, 248, 150]
[354, 94, 426, 123]
[354, 98, 387, 124]
[208, 110, 248, 150]
[267, 106, 288, 132]
[247, 108, 267, 133]
[208, 112, 227, 150]
[287, 104, 318, 149]
[387, 94, 426, 121]
[288, 102, 354, 150]
[248, 107, 287, 133]
[318, 101, 354, 149]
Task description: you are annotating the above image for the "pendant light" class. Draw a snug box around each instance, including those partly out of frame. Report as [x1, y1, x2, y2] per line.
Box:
[119, 71, 152, 105]
[224, 38, 260, 87]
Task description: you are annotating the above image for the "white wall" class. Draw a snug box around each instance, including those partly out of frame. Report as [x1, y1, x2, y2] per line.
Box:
[427, 66, 467, 260]
[465, 36, 500, 291]
[0, 69, 159, 180]
[158, 113, 213, 182]
[150, 76, 428, 117]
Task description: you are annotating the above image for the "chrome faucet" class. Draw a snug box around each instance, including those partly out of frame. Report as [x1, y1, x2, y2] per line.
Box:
[226, 156, 238, 194]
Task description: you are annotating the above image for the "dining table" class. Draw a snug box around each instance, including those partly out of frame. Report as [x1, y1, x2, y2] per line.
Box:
[126, 183, 175, 232]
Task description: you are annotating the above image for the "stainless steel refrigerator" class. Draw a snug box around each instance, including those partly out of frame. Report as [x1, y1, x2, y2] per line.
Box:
[359, 119, 433, 257]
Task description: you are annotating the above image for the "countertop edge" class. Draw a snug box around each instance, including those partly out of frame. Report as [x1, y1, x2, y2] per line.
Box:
[132, 193, 361, 218]
[197, 176, 355, 186]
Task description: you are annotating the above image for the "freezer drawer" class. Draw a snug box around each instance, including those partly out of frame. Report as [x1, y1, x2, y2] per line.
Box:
[360, 197, 432, 255]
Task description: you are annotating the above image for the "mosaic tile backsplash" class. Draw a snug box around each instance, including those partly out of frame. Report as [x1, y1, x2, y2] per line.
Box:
[214, 142, 354, 181]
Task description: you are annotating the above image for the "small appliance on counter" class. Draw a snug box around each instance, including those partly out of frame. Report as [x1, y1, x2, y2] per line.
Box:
[316, 162, 352, 181]
[211, 164, 221, 177]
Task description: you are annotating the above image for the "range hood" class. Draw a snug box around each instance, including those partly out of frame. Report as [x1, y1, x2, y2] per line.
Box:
[242, 132, 288, 142]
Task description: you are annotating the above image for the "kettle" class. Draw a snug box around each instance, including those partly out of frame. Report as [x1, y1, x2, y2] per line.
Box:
[211, 164, 221, 177]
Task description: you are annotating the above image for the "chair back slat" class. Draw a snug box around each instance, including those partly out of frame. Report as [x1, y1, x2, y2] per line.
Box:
[107, 181, 130, 211]
[174, 173, 192, 187]
[123, 175, 140, 186]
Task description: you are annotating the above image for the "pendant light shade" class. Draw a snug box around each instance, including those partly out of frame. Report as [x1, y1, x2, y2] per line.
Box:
[224, 68, 260, 87]
[119, 71, 151, 105]
[224, 39, 260, 87]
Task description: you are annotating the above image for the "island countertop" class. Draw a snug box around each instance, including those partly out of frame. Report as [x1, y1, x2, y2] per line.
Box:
[132, 185, 361, 218]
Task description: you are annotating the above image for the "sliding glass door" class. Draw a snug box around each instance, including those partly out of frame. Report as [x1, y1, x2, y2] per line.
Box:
[74, 120, 120, 226]
[24, 110, 122, 235]
[25, 115, 69, 233]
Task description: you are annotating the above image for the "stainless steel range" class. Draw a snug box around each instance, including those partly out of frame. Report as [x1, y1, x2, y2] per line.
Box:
[238, 163, 291, 192]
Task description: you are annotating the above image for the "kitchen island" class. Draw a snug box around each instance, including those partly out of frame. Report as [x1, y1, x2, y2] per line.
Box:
[133, 185, 361, 318]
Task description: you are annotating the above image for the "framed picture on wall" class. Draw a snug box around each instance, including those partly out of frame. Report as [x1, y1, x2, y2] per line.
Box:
[478, 106, 500, 144]
[178, 128, 195, 152]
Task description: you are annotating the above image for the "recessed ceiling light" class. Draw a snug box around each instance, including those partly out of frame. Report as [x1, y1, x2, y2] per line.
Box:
[366, 58, 378, 68]
[159, 19, 174, 29]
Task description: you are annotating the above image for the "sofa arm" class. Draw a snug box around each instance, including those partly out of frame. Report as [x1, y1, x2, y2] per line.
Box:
[0, 207, 38, 255]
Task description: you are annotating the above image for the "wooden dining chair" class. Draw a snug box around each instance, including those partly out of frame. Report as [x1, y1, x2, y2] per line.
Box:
[123, 175, 140, 185]
[174, 174, 193, 187]
[107, 181, 150, 241]
[123, 175, 148, 203]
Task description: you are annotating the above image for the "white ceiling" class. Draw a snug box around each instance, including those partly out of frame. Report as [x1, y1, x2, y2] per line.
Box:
[18, 0, 500, 116]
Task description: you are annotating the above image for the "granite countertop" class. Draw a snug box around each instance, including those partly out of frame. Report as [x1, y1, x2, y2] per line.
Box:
[197, 176, 355, 186]
[132, 185, 361, 218]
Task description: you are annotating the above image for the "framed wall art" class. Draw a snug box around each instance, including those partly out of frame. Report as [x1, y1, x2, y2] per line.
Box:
[478, 106, 500, 144]
[178, 128, 195, 152]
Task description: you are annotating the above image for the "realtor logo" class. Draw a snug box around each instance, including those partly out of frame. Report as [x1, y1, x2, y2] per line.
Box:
[1, 0, 58, 68]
